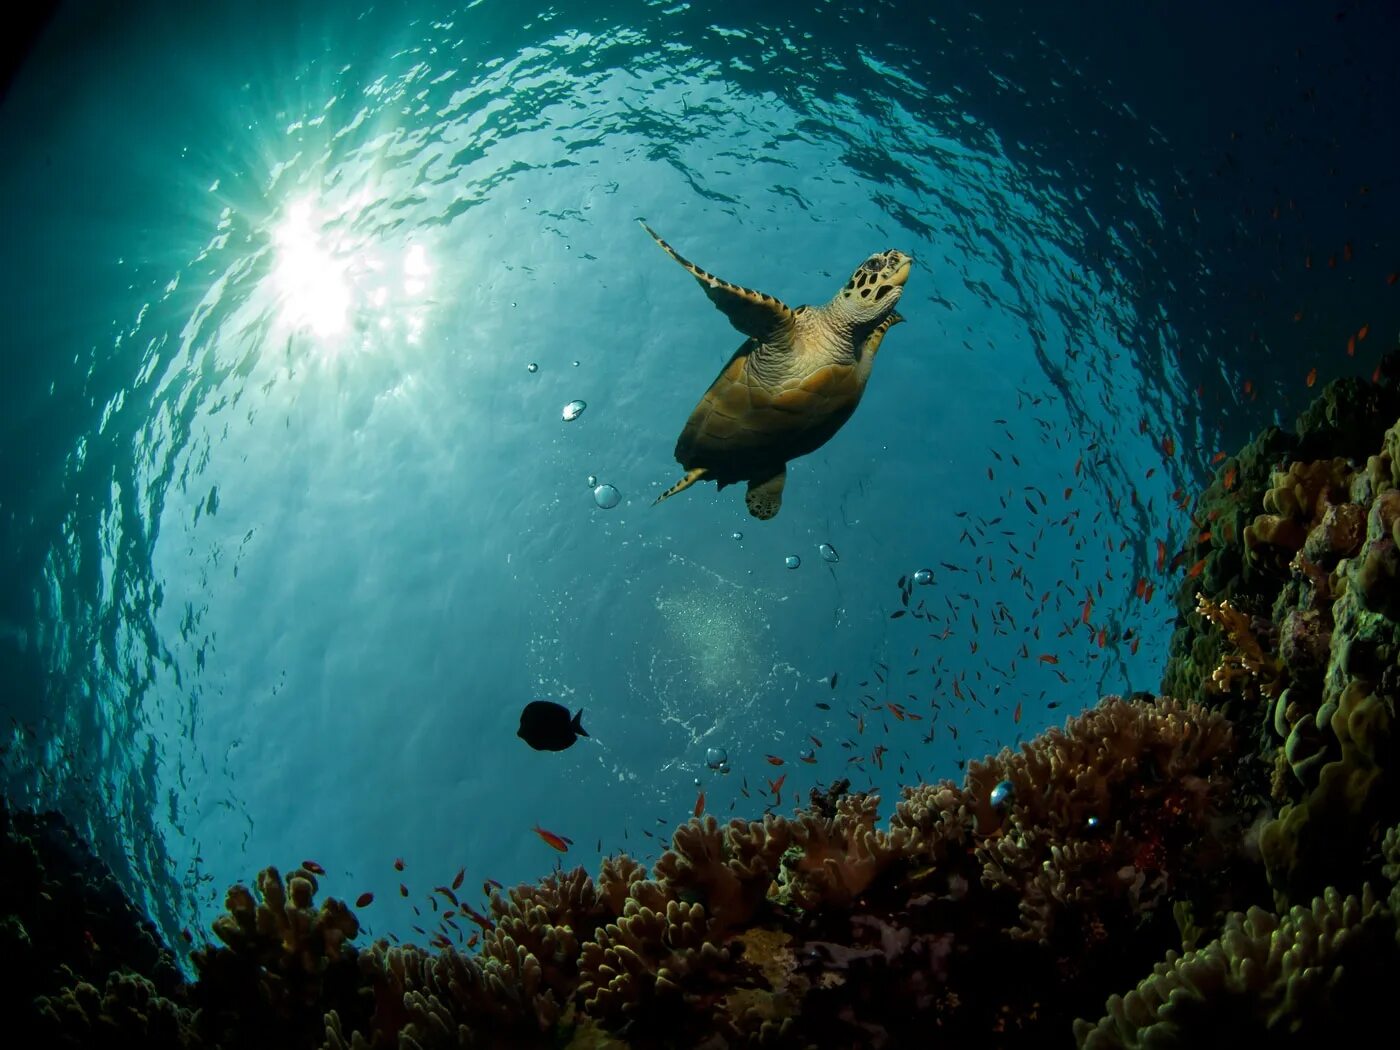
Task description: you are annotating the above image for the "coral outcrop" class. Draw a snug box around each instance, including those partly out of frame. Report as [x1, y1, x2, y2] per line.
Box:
[4, 357, 1400, 1047]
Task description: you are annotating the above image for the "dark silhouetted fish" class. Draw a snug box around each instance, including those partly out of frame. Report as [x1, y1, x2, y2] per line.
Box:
[517, 700, 587, 751]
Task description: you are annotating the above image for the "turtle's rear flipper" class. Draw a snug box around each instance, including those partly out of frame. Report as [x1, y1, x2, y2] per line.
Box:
[745, 468, 786, 520]
[654, 467, 708, 506]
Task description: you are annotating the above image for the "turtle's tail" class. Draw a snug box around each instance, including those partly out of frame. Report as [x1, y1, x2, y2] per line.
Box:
[653, 467, 708, 506]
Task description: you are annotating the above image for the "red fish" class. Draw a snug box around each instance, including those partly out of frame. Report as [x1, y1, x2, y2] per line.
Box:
[394, 858, 405, 872]
[765, 754, 785, 766]
[1347, 335, 1356, 357]
[301, 860, 325, 875]
[694, 790, 705, 817]
[1188, 558, 1207, 578]
[1013, 701, 1022, 724]
[532, 825, 571, 852]
[452, 867, 465, 891]
[399, 883, 409, 897]
[1306, 367, 1318, 387]
[1358, 325, 1369, 341]
[356, 892, 375, 908]
[1211, 451, 1227, 464]
[1223, 467, 1237, 491]
[1080, 595, 1093, 624]
[1038, 654, 1059, 665]
[1155, 539, 1167, 571]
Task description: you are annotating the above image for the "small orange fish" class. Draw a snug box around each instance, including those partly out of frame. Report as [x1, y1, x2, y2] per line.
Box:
[1143, 582, 1155, 603]
[886, 702, 906, 721]
[394, 858, 405, 872]
[356, 892, 375, 908]
[1188, 558, 1206, 578]
[1306, 367, 1317, 387]
[467, 933, 479, 949]
[532, 824, 571, 852]
[1242, 379, 1253, 396]
[1013, 701, 1022, 724]
[1080, 595, 1093, 624]
[1211, 451, 1227, 464]
[1161, 435, 1175, 458]
[809, 735, 823, 748]
[1347, 335, 1356, 357]
[1155, 539, 1167, 571]
[799, 753, 818, 764]
[693, 790, 705, 818]
[1038, 654, 1059, 665]
[399, 883, 409, 897]
[1131, 637, 1140, 655]
[767, 773, 787, 797]
[301, 860, 325, 876]
[1223, 466, 1237, 491]
[1358, 324, 1369, 341]
[452, 867, 465, 891]
[765, 754, 785, 766]
[1096, 627, 1107, 649]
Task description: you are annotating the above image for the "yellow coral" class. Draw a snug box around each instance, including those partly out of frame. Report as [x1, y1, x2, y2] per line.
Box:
[1196, 595, 1285, 699]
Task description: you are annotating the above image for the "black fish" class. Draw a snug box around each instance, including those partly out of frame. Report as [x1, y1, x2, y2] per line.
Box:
[517, 700, 587, 751]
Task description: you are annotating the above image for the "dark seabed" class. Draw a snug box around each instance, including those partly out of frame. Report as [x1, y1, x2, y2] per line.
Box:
[2, 1, 1398, 1045]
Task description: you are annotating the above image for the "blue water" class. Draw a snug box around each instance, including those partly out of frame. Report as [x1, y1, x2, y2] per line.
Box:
[2, 0, 1396, 959]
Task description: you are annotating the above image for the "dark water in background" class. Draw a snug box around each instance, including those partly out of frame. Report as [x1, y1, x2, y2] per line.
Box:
[1, 0, 1396, 958]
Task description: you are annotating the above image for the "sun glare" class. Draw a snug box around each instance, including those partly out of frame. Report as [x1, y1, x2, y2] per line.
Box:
[269, 194, 434, 352]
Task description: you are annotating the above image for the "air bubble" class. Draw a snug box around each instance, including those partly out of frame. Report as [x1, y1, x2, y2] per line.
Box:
[593, 484, 621, 509]
[785, 555, 801, 569]
[818, 543, 839, 563]
[913, 568, 934, 585]
[561, 400, 586, 422]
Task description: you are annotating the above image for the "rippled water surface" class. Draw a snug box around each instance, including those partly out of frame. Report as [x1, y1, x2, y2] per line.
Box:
[2, 1, 1396, 954]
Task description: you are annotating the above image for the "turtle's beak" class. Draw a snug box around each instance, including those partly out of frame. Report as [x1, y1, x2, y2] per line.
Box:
[888, 253, 912, 286]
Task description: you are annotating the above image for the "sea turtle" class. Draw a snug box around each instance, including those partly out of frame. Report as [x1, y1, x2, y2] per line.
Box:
[644, 221, 912, 519]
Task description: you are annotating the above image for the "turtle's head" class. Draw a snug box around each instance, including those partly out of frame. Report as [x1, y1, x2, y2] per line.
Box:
[834, 249, 912, 324]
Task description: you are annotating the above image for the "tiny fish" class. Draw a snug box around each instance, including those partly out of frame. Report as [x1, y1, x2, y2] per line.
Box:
[1037, 654, 1059, 665]
[517, 700, 588, 752]
[694, 790, 705, 817]
[394, 858, 405, 872]
[356, 892, 375, 908]
[532, 824, 572, 852]
[399, 883, 409, 897]
[301, 860, 325, 876]
[452, 867, 465, 891]
[765, 754, 785, 766]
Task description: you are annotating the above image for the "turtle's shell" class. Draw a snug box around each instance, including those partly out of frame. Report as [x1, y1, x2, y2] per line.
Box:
[674, 342, 862, 489]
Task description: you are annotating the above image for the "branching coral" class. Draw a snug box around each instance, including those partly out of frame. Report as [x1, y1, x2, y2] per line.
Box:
[1195, 595, 1286, 700]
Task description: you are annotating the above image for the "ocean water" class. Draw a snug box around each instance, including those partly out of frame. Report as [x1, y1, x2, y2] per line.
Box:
[1, 0, 1396, 959]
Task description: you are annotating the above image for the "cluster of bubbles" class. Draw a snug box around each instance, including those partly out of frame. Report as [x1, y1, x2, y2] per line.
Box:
[705, 746, 730, 774]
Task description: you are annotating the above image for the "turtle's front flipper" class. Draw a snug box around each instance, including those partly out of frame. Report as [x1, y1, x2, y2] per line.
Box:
[640, 221, 796, 346]
[745, 467, 786, 520]
[654, 467, 708, 507]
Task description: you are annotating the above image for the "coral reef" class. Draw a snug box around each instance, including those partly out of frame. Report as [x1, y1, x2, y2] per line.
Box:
[4, 357, 1400, 1047]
